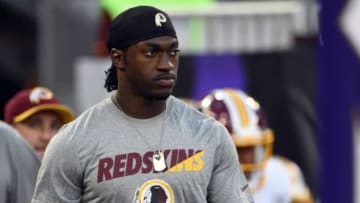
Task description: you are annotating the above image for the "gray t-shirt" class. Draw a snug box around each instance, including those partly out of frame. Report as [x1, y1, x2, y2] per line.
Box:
[32, 96, 253, 203]
[0, 121, 41, 203]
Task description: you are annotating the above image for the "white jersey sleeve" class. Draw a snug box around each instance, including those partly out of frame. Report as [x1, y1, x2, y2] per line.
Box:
[250, 156, 313, 203]
[278, 157, 314, 203]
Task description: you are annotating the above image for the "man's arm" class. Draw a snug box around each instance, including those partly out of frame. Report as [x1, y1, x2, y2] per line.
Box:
[278, 157, 315, 203]
[31, 127, 83, 203]
[207, 125, 254, 203]
[0, 121, 40, 203]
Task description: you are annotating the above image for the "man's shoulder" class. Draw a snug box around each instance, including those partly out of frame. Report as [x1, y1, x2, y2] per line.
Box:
[0, 121, 40, 165]
[0, 121, 31, 147]
[169, 96, 211, 120]
[267, 156, 301, 171]
[265, 157, 313, 202]
[264, 156, 303, 185]
[172, 97, 223, 126]
[71, 97, 112, 125]
[168, 96, 225, 132]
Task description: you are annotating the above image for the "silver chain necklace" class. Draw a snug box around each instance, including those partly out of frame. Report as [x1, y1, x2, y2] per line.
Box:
[111, 95, 167, 172]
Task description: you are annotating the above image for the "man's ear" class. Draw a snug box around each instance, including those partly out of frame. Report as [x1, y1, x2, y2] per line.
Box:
[111, 48, 125, 70]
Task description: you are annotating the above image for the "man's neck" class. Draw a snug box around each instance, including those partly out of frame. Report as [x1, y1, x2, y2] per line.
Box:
[114, 93, 167, 119]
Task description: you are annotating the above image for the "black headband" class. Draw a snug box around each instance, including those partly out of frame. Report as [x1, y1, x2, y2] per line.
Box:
[106, 5, 178, 51]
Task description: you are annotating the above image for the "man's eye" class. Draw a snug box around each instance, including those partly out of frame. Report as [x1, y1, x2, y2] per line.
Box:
[169, 49, 180, 57]
[145, 50, 158, 56]
[25, 119, 41, 128]
[51, 121, 63, 131]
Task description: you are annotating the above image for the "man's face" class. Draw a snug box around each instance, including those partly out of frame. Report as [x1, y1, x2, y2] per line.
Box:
[237, 146, 256, 179]
[121, 36, 179, 100]
[13, 110, 64, 158]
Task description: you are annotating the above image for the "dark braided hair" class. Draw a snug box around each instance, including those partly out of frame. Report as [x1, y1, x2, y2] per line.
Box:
[104, 65, 118, 92]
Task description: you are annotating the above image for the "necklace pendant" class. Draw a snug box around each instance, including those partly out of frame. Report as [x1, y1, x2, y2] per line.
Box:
[153, 150, 166, 172]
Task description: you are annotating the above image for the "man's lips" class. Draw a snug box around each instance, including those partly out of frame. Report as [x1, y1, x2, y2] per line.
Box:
[154, 74, 176, 87]
[154, 74, 176, 81]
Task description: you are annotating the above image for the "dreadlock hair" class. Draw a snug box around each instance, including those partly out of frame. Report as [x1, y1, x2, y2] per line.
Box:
[104, 65, 118, 92]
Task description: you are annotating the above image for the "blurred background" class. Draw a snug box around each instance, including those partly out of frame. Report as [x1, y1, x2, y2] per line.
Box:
[0, 0, 359, 202]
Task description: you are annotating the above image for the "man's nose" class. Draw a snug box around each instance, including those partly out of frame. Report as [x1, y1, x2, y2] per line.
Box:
[40, 127, 55, 141]
[158, 53, 175, 70]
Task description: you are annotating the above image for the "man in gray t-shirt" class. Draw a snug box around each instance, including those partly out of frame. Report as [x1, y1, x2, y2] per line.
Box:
[0, 121, 40, 203]
[31, 5, 253, 203]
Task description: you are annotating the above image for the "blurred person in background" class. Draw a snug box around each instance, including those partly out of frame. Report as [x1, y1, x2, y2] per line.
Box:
[4, 86, 75, 158]
[0, 120, 40, 203]
[200, 88, 314, 203]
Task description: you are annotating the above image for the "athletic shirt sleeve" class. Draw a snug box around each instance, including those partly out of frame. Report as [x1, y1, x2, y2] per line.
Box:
[0, 121, 40, 203]
[278, 157, 314, 203]
[31, 125, 83, 203]
[206, 123, 254, 203]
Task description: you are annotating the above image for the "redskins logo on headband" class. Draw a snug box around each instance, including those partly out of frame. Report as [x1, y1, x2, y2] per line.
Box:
[155, 13, 167, 27]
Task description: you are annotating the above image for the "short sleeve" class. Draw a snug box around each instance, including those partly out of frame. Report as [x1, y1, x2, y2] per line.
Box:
[0, 122, 41, 203]
[279, 157, 314, 203]
[206, 125, 254, 203]
[31, 127, 83, 203]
